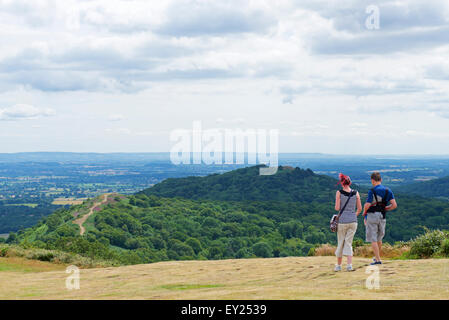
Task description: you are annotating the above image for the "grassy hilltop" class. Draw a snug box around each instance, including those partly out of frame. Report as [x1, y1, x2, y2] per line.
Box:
[1, 255, 449, 299]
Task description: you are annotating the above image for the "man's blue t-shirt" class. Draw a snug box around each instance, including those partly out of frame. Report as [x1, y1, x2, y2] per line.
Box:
[366, 185, 395, 204]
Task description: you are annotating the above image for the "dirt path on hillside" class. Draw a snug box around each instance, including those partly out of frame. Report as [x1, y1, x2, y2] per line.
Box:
[72, 193, 111, 236]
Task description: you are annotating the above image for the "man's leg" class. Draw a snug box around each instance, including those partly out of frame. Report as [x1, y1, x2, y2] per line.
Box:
[378, 241, 382, 258]
[366, 216, 379, 260]
[372, 241, 381, 262]
[375, 216, 385, 261]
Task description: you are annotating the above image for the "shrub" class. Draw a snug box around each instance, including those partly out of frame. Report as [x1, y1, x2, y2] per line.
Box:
[352, 238, 365, 249]
[307, 247, 316, 256]
[0, 245, 9, 257]
[28, 250, 55, 262]
[0, 244, 117, 268]
[409, 229, 448, 258]
[438, 238, 449, 257]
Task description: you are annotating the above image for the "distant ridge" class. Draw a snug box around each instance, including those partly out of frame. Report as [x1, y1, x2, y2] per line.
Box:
[398, 175, 449, 199]
[139, 165, 338, 202]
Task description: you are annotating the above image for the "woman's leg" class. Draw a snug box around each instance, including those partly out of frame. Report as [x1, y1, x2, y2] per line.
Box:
[335, 224, 345, 265]
[343, 223, 358, 261]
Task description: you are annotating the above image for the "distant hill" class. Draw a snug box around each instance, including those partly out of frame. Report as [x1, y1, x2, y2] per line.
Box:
[138, 165, 339, 203]
[398, 176, 449, 199]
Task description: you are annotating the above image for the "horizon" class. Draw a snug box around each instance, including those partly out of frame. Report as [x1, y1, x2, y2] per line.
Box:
[2, 151, 449, 157]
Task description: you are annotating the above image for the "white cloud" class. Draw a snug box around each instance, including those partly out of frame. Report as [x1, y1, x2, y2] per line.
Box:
[0, 0, 448, 153]
[105, 127, 155, 136]
[350, 122, 368, 128]
[108, 114, 125, 121]
[0, 104, 55, 121]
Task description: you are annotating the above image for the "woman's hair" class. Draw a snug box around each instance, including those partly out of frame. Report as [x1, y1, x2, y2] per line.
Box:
[338, 173, 352, 187]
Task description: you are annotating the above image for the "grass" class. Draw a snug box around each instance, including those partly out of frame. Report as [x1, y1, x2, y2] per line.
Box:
[1, 256, 449, 299]
[0, 257, 66, 273]
[157, 284, 225, 290]
[0, 244, 118, 268]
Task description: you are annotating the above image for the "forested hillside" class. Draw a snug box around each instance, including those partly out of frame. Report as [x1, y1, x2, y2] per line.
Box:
[0, 200, 59, 233]
[138, 165, 338, 202]
[398, 176, 449, 199]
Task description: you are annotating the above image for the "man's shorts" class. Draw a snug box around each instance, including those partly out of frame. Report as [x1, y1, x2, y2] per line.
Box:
[365, 212, 386, 242]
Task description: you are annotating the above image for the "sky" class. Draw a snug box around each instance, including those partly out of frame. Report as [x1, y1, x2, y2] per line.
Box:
[0, 0, 449, 154]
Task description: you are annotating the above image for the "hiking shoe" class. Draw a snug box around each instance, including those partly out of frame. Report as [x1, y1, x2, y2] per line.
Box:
[370, 261, 382, 265]
[346, 264, 354, 272]
[334, 265, 342, 272]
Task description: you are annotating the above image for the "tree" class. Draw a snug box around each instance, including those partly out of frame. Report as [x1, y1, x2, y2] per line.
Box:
[252, 242, 273, 258]
[185, 237, 202, 254]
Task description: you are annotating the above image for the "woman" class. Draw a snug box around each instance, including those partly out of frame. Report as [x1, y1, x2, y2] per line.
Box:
[334, 173, 362, 272]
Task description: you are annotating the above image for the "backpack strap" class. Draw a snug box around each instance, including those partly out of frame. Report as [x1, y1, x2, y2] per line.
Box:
[372, 188, 379, 205]
[372, 187, 387, 219]
[383, 188, 390, 205]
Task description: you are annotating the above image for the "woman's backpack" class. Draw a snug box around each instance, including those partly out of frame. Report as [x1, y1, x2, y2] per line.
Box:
[330, 190, 356, 232]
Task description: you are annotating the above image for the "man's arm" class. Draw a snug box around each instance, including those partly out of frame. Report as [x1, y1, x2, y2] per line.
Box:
[386, 199, 397, 211]
[363, 189, 373, 216]
[356, 192, 362, 216]
[363, 202, 371, 216]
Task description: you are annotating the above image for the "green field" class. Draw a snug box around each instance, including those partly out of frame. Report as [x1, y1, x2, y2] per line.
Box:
[4, 203, 38, 208]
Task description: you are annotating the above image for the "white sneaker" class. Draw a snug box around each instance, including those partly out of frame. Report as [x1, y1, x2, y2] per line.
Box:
[346, 264, 354, 272]
[334, 265, 342, 272]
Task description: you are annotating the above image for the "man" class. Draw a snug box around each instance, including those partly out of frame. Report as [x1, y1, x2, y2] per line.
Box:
[363, 172, 398, 265]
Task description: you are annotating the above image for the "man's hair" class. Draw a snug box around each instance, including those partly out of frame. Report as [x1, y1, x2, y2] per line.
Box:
[371, 172, 382, 182]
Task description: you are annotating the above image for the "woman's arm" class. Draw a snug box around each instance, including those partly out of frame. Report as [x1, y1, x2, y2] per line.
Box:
[335, 191, 341, 211]
[356, 191, 362, 216]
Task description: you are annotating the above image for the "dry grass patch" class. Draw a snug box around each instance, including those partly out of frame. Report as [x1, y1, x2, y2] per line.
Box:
[1, 256, 449, 299]
[314, 244, 336, 256]
[52, 198, 87, 205]
[313, 243, 410, 259]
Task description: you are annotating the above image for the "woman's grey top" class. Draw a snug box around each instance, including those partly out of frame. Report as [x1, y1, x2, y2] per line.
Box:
[338, 189, 357, 224]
